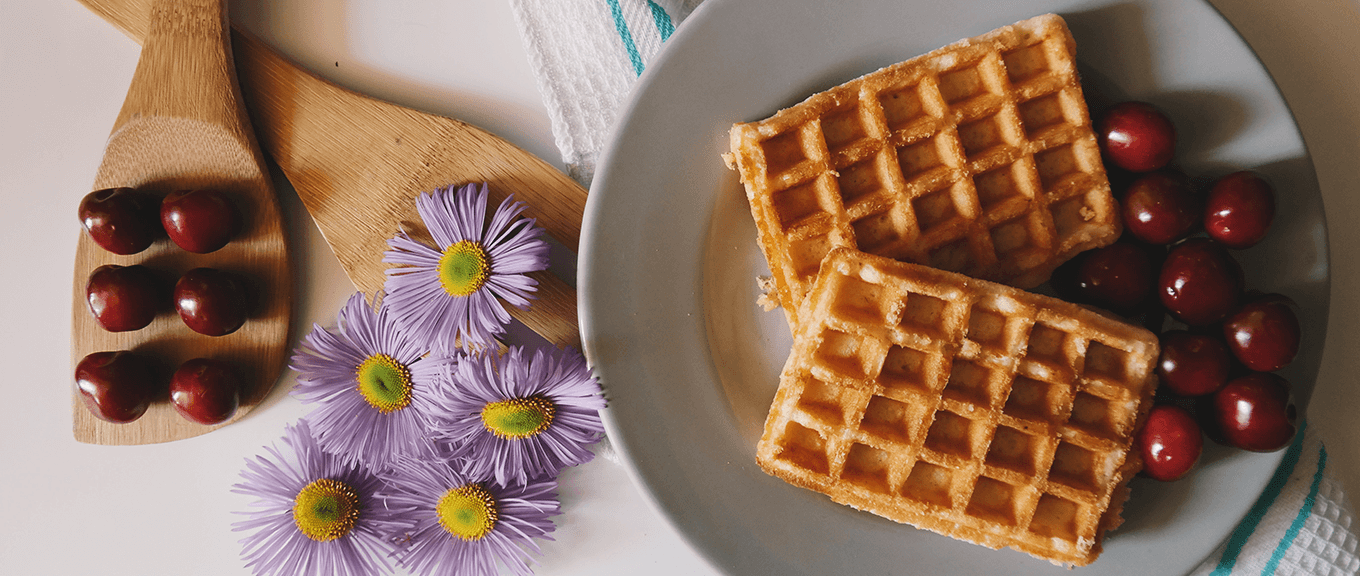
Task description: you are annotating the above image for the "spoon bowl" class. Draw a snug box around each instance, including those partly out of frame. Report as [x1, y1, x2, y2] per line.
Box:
[72, 0, 291, 445]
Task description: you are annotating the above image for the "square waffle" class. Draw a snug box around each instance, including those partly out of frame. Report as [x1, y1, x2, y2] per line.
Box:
[725, 14, 1119, 327]
[756, 248, 1158, 566]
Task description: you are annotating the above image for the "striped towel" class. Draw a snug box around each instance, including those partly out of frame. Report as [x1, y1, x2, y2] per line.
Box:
[1190, 423, 1358, 576]
[505, 2, 1359, 574]
[507, 0, 701, 184]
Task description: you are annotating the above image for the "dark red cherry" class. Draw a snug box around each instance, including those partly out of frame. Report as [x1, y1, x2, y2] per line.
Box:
[1211, 373, 1297, 452]
[86, 264, 164, 332]
[1121, 171, 1200, 245]
[174, 268, 250, 336]
[169, 358, 242, 425]
[1098, 101, 1176, 172]
[1076, 242, 1153, 311]
[160, 188, 242, 253]
[1159, 238, 1244, 326]
[75, 351, 160, 423]
[78, 187, 162, 255]
[1156, 331, 1232, 396]
[1204, 171, 1275, 249]
[1137, 404, 1203, 481]
[1049, 250, 1087, 303]
[1222, 294, 1301, 372]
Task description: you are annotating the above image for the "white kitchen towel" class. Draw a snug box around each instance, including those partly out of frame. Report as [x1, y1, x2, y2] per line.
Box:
[506, 1, 1359, 574]
[506, 0, 700, 184]
[1190, 422, 1358, 576]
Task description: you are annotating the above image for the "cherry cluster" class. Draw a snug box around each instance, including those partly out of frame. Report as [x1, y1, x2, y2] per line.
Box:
[1052, 102, 1300, 482]
[75, 187, 249, 426]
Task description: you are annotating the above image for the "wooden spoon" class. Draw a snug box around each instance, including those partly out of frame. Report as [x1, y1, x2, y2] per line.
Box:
[72, 0, 291, 445]
[78, 0, 587, 349]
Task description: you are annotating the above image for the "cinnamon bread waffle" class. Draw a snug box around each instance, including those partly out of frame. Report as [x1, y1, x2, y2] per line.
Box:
[755, 248, 1158, 566]
[725, 14, 1118, 327]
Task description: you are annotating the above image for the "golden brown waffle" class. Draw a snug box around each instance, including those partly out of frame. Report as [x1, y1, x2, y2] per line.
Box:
[756, 248, 1158, 566]
[726, 14, 1118, 327]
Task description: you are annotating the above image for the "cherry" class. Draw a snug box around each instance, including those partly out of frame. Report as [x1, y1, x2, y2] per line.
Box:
[160, 188, 242, 253]
[86, 264, 164, 332]
[1136, 405, 1203, 481]
[75, 350, 160, 423]
[1075, 242, 1153, 311]
[1121, 171, 1200, 245]
[1157, 330, 1232, 396]
[1139, 302, 1169, 335]
[1222, 294, 1301, 372]
[1204, 171, 1275, 249]
[169, 358, 242, 425]
[1159, 238, 1244, 326]
[78, 187, 162, 255]
[174, 268, 250, 336]
[1097, 101, 1176, 173]
[1048, 250, 1087, 303]
[1211, 372, 1296, 452]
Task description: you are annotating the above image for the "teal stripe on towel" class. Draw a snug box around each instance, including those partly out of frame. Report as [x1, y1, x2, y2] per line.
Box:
[1211, 421, 1310, 576]
[1260, 444, 1328, 575]
[607, 0, 645, 76]
[647, 0, 674, 41]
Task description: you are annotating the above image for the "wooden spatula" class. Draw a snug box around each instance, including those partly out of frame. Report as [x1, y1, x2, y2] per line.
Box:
[78, 0, 587, 350]
[72, 0, 291, 445]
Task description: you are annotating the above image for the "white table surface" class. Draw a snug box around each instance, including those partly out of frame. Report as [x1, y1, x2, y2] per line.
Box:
[1, 1, 1356, 575]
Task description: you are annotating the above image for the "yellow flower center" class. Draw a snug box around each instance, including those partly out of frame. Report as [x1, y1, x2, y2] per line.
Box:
[436, 484, 498, 541]
[438, 240, 491, 297]
[481, 396, 556, 439]
[293, 478, 361, 542]
[355, 353, 413, 413]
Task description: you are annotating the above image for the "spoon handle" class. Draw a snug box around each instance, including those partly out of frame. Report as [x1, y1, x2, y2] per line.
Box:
[112, 0, 242, 138]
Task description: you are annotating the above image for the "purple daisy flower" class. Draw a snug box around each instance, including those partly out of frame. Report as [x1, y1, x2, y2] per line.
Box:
[383, 182, 550, 354]
[377, 456, 559, 576]
[231, 420, 398, 576]
[433, 345, 606, 486]
[290, 291, 455, 472]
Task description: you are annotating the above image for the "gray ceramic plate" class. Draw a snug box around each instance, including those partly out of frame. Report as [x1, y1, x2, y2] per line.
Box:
[580, 0, 1329, 574]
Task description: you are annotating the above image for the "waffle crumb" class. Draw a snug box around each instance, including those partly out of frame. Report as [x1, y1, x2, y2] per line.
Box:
[756, 275, 781, 311]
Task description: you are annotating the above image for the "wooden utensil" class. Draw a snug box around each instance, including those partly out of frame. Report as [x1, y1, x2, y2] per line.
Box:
[73, 0, 291, 444]
[78, 0, 587, 350]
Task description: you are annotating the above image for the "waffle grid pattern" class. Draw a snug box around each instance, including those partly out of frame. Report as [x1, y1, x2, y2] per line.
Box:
[757, 248, 1158, 566]
[727, 14, 1119, 327]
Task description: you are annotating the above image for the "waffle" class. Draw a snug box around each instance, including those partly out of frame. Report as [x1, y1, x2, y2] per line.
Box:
[756, 248, 1158, 566]
[725, 14, 1118, 327]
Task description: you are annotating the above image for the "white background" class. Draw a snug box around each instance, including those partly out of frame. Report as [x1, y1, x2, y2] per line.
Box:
[1, 1, 1356, 575]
